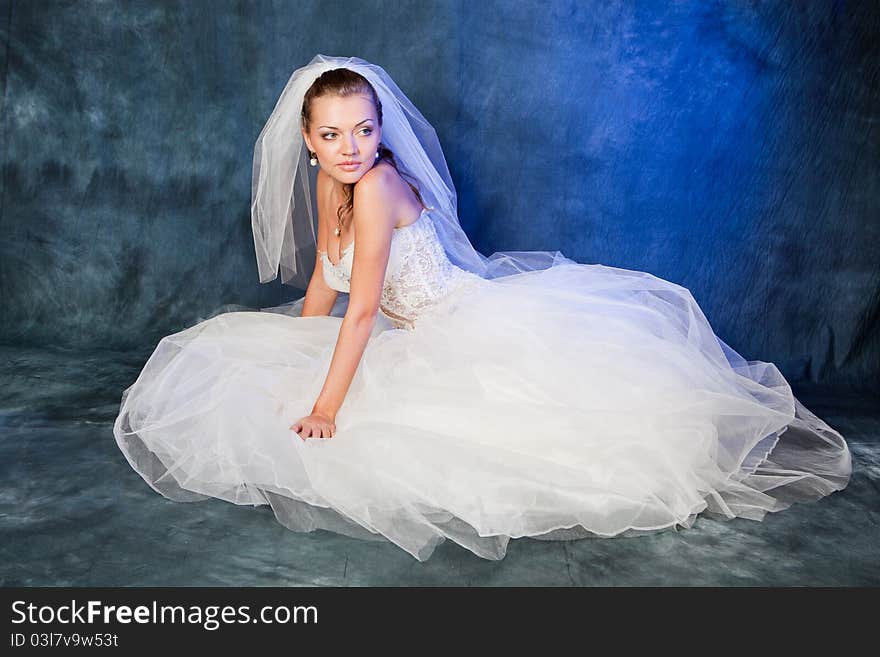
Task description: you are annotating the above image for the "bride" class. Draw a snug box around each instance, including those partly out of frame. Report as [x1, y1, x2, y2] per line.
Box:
[113, 55, 852, 562]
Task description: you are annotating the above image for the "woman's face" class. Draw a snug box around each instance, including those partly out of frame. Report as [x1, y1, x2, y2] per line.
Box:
[302, 93, 382, 186]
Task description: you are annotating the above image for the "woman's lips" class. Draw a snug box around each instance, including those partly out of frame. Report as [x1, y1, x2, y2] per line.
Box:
[338, 162, 360, 170]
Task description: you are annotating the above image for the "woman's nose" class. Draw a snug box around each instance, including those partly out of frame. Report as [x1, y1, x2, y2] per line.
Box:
[341, 134, 358, 155]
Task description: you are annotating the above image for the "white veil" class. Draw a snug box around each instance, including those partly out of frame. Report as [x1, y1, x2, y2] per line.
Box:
[251, 54, 572, 290]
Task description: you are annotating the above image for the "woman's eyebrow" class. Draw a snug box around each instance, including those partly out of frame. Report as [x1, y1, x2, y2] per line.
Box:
[318, 119, 374, 130]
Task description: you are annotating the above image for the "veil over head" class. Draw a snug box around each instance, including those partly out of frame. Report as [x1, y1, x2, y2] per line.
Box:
[251, 54, 571, 290]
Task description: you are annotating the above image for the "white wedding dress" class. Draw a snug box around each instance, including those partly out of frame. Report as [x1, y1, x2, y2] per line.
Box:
[113, 206, 852, 561]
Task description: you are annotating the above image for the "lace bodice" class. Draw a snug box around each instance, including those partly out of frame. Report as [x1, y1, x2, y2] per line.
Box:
[319, 207, 481, 329]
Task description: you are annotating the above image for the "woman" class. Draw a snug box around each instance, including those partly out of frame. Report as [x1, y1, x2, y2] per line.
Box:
[114, 55, 851, 562]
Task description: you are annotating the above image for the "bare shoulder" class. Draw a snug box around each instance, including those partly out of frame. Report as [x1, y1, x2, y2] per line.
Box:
[354, 161, 421, 229]
[353, 161, 401, 204]
[352, 162, 406, 233]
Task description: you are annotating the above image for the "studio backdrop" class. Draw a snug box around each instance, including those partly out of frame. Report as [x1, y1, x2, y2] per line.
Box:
[0, 0, 877, 388]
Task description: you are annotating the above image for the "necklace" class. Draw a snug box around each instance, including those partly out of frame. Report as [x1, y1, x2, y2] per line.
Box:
[333, 213, 348, 236]
[329, 196, 344, 236]
[333, 202, 353, 236]
[332, 216, 350, 265]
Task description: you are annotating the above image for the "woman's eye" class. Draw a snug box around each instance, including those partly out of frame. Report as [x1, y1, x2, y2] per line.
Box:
[320, 129, 371, 140]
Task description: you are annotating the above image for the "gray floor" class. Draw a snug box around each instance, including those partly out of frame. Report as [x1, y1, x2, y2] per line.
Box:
[1, 343, 877, 586]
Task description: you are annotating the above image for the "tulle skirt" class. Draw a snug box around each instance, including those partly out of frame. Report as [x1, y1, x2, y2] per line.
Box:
[113, 261, 852, 561]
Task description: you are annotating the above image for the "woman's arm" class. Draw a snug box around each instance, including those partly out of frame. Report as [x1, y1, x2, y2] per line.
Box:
[292, 169, 397, 438]
[301, 264, 339, 317]
[311, 172, 395, 418]
[301, 169, 339, 317]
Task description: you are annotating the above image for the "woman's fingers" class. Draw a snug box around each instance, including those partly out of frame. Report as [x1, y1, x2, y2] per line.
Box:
[292, 420, 335, 440]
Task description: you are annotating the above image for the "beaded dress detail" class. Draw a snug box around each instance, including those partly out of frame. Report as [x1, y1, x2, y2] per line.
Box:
[319, 207, 481, 329]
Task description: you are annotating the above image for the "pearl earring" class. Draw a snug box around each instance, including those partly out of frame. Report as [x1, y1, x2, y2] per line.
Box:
[309, 151, 317, 166]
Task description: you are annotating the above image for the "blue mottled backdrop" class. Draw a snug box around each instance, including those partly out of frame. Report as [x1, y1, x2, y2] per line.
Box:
[0, 0, 877, 387]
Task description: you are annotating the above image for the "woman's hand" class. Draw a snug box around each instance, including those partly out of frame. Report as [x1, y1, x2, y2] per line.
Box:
[291, 412, 336, 440]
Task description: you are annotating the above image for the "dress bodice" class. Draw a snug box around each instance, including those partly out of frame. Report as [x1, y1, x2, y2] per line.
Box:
[320, 207, 480, 329]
